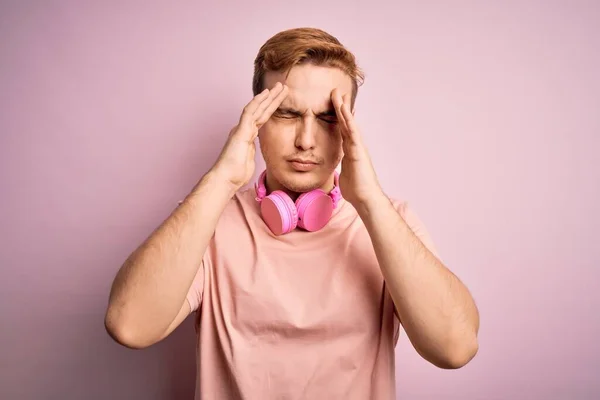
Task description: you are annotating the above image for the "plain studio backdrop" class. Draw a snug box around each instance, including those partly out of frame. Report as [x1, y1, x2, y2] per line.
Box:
[1, 1, 598, 399]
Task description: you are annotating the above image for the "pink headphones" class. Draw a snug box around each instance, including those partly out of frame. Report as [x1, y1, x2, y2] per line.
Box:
[254, 170, 343, 235]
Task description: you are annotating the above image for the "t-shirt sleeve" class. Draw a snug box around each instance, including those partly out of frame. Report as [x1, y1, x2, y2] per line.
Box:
[185, 241, 214, 313]
[185, 261, 204, 313]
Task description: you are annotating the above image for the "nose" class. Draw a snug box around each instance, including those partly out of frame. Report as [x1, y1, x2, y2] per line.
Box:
[294, 118, 317, 150]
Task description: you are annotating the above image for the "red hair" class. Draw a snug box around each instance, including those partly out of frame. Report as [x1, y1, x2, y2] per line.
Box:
[252, 28, 364, 102]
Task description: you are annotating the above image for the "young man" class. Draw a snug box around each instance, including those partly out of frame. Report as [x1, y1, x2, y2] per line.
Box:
[105, 28, 479, 399]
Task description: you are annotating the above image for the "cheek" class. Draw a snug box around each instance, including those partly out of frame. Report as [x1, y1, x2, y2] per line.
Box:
[329, 125, 343, 148]
[258, 121, 278, 142]
[333, 144, 343, 163]
[261, 119, 298, 140]
[258, 121, 289, 159]
[324, 126, 343, 161]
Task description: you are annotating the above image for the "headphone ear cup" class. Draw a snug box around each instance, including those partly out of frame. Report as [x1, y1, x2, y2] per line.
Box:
[260, 191, 298, 235]
[295, 190, 334, 232]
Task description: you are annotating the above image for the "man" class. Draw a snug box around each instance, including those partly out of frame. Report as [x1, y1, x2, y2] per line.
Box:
[105, 27, 479, 399]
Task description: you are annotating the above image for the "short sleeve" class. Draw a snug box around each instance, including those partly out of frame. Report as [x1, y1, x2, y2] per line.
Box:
[185, 259, 205, 313]
[392, 199, 441, 260]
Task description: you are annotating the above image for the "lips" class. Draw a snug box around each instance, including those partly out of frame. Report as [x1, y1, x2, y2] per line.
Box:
[289, 158, 317, 165]
[288, 158, 320, 171]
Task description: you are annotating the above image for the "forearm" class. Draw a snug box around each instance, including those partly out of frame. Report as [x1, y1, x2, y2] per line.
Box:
[105, 171, 235, 346]
[355, 194, 479, 369]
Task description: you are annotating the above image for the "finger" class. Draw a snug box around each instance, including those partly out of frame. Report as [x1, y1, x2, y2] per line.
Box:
[240, 87, 271, 121]
[255, 84, 289, 126]
[340, 94, 359, 136]
[252, 82, 285, 119]
[331, 89, 350, 134]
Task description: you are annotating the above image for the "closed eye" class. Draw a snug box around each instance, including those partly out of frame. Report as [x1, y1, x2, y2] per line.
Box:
[319, 116, 338, 124]
[275, 113, 297, 119]
[273, 109, 301, 119]
[274, 108, 338, 123]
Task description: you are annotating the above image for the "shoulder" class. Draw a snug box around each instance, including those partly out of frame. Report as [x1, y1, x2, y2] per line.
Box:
[385, 195, 422, 223]
[386, 195, 440, 258]
[217, 187, 260, 220]
[210, 187, 263, 236]
[203, 187, 262, 259]
[387, 196, 408, 216]
[385, 196, 417, 222]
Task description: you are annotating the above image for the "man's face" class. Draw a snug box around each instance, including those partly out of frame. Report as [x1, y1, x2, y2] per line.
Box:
[259, 64, 354, 196]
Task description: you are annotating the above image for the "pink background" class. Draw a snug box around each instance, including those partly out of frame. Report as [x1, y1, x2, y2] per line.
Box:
[1, 1, 599, 399]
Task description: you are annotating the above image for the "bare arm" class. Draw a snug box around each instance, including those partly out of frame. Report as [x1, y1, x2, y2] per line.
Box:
[104, 83, 289, 349]
[329, 89, 479, 369]
[356, 195, 480, 369]
[104, 173, 235, 349]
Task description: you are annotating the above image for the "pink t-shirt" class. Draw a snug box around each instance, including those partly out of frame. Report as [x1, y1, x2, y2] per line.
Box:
[185, 188, 438, 399]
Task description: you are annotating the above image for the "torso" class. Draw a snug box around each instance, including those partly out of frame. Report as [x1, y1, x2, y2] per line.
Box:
[193, 189, 400, 400]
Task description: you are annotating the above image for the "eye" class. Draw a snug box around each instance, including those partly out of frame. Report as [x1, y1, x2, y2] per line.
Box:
[319, 116, 338, 124]
[274, 111, 298, 120]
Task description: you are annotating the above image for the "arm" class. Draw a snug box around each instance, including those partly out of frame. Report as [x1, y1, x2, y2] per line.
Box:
[330, 89, 479, 369]
[104, 172, 235, 349]
[355, 195, 479, 369]
[104, 83, 289, 349]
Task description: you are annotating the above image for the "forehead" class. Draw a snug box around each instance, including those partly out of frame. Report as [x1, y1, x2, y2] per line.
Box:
[263, 64, 353, 111]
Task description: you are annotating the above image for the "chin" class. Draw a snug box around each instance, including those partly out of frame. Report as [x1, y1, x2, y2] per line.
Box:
[279, 167, 328, 193]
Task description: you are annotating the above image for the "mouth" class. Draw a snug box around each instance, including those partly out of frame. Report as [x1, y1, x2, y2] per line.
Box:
[287, 158, 320, 172]
[288, 158, 318, 165]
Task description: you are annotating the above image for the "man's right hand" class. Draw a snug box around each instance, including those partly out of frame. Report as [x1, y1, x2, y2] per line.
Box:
[104, 82, 288, 350]
[211, 82, 288, 191]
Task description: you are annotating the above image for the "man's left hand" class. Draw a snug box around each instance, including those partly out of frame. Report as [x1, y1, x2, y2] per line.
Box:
[331, 89, 385, 209]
